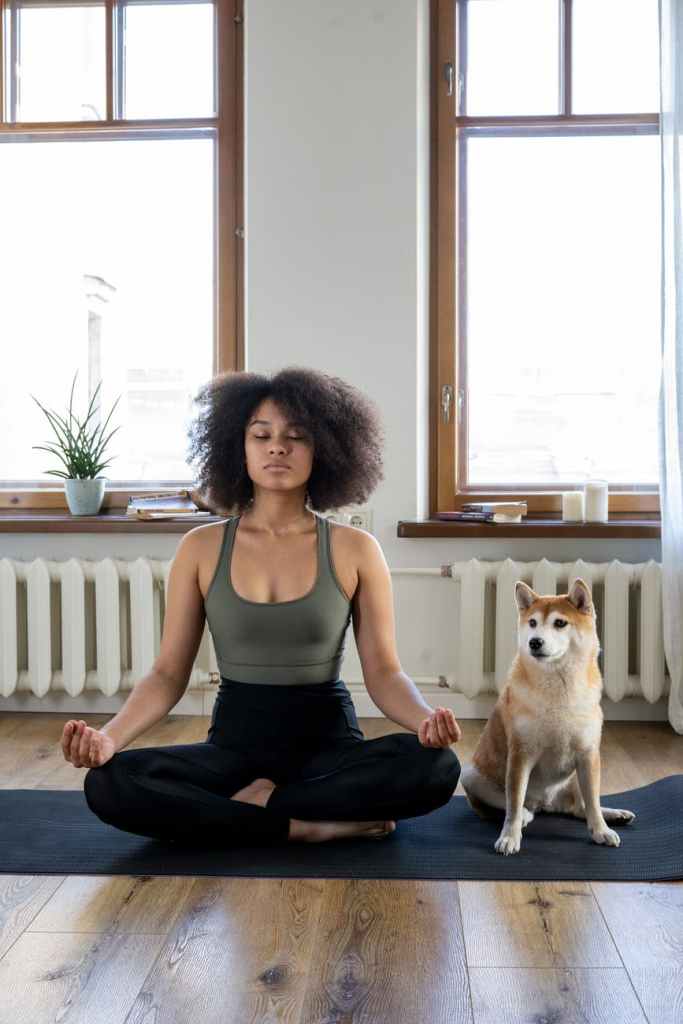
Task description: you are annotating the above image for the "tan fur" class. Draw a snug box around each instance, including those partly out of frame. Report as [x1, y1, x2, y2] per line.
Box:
[460, 578, 636, 855]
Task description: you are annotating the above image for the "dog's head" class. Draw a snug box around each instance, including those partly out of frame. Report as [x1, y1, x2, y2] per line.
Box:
[514, 578, 598, 667]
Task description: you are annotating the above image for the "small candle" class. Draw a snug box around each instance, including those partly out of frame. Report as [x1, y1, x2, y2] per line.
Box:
[584, 479, 609, 522]
[562, 491, 585, 521]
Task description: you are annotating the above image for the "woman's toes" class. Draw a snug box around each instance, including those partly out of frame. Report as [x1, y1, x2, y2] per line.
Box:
[369, 820, 397, 838]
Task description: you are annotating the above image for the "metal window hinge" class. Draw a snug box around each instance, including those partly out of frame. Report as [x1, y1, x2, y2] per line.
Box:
[235, 227, 245, 239]
[234, 15, 243, 24]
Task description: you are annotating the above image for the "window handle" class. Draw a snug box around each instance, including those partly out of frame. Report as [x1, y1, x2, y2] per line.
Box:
[441, 384, 454, 424]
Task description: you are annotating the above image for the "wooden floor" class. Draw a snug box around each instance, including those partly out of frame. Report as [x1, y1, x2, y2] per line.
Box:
[0, 712, 682, 1024]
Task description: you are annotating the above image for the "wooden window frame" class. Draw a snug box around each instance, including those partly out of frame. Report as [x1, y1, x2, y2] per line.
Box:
[0, 0, 244, 513]
[430, 0, 661, 519]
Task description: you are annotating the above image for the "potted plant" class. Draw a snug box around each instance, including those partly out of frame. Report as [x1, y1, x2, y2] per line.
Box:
[31, 371, 122, 516]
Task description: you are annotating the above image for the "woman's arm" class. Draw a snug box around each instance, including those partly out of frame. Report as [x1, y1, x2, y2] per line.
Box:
[102, 527, 208, 749]
[350, 529, 459, 740]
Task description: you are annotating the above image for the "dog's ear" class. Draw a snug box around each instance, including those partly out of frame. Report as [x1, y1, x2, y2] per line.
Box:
[567, 577, 594, 615]
[515, 581, 538, 612]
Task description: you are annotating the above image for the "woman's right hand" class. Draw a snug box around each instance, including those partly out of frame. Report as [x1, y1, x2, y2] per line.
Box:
[61, 720, 116, 768]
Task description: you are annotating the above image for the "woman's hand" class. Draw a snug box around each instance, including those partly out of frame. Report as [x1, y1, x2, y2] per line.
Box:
[61, 720, 116, 768]
[418, 706, 462, 748]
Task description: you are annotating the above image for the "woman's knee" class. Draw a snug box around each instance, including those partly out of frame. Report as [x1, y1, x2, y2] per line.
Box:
[425, 745, 461, 795]
[83, 757, 126, 822]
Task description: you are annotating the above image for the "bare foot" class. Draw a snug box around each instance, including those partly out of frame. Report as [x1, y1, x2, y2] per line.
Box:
[301, 820, 397, 842]
[230, 780, 398, 842]
[230, 778, 277, 808]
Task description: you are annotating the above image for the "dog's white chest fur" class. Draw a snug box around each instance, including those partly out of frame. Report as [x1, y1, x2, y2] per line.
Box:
[514, 697, 602, 793]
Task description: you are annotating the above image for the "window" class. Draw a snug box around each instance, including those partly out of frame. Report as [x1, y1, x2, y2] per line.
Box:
[432, 0, 661, 516]
[0, 0, 243, 509]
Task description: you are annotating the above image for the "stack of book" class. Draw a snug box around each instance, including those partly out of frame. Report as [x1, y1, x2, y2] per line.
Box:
[126, 489, 212, 520]
[436, 501, 527, 524]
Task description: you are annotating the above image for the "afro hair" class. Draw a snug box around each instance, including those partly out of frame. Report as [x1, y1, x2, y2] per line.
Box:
[186, 365, 385, 515]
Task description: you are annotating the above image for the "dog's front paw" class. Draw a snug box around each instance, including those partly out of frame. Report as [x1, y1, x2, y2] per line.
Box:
[494, 830, 521, 855]
[601, 807, 636, 824]
[590, 825, 621, 847]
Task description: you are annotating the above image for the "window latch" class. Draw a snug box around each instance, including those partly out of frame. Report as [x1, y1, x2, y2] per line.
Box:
[441, 384, 454, 424]
[444, 62, 454, 97]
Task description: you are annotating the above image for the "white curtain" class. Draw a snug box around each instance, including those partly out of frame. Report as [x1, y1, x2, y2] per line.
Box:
[659, 0, 683, 733]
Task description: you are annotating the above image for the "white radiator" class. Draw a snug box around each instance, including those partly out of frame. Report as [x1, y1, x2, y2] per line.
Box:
[0, 555, 217, 699]
[0, 555, 670, 718]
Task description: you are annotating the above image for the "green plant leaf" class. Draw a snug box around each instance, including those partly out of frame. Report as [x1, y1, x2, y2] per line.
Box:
[88, 396, 122, 457]
[31, 444, 73, 470]
[32, 371, 122, 472]
[71, 405, 99, 451]
[67, 371, 79, 441]
[72, 379, 108, 450]
[33, 399, 81, 455]
[91, 424, 122, 460]
[30, 395, 76, 454]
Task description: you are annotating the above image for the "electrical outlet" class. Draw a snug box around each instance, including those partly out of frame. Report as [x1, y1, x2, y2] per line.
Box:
[347, 507, 373, 532]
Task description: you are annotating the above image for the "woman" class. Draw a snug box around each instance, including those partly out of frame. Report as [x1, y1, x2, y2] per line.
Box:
[62, 366, 462, 846]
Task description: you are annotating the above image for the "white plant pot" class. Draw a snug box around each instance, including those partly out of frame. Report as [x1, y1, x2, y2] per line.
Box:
[64, 477, 106, 516]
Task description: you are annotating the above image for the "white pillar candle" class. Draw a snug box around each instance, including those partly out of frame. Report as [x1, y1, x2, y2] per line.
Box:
[562, 491, 585, 521]
[584, 479, 609, 522]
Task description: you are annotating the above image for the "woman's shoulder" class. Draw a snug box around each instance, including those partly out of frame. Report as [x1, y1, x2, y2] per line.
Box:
[325, 517, 379, 603]
[185, 520, 233, 599]
[325, 515, 379, 553]
[186, 516, 233, 541]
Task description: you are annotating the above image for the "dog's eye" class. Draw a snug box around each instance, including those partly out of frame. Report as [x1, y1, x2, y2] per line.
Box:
[554, 619, 567, 628]
[529, 618, 536, 628]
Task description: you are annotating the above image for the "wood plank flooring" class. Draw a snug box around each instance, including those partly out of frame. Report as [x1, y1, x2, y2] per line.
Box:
[0, 712, 681, 1024]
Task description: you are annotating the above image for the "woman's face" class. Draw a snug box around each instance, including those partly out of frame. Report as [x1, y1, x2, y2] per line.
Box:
[244, 398, 314, 496]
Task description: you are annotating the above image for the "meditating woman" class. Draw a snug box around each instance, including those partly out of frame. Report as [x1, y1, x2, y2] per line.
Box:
[61, 366, 462, 846]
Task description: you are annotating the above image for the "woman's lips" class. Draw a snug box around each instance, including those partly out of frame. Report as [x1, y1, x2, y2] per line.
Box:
[265, 465, 290, 471]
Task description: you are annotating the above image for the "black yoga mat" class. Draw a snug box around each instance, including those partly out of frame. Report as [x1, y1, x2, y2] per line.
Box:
[1, 775, 681, 882]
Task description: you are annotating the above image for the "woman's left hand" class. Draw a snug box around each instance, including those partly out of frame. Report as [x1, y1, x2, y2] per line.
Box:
[418, 706, 462, 748]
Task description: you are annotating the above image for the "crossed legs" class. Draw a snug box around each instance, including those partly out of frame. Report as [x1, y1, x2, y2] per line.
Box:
[84, 732, 461, 847]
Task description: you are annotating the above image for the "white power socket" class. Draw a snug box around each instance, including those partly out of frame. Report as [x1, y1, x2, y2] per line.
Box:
[323, 508, 373, 533]
[346, 507, 373, 532]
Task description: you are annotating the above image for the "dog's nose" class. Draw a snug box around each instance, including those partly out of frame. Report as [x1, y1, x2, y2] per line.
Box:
[529, 637, 544, 651]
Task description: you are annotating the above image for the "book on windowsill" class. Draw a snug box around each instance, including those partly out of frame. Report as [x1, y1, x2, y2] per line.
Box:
[461, 501, 528, 515]
[436, 512, 524, 524]
[436, 504, 526, 524]
[126, 489, 212, 520]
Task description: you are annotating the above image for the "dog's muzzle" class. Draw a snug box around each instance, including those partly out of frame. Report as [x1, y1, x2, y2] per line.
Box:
[529, 638, 544, 654]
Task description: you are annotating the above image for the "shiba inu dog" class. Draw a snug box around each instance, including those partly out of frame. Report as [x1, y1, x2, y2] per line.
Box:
[460, 578, 636, 855]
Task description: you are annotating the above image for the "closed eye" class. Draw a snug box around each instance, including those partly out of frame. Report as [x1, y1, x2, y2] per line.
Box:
[254, 434, 304, 440]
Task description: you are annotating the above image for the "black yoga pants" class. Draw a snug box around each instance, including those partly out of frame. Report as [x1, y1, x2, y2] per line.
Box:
[83, 676, 462, 846]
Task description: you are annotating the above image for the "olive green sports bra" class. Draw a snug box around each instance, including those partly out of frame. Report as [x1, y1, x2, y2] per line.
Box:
[203, 512, 354, 684]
